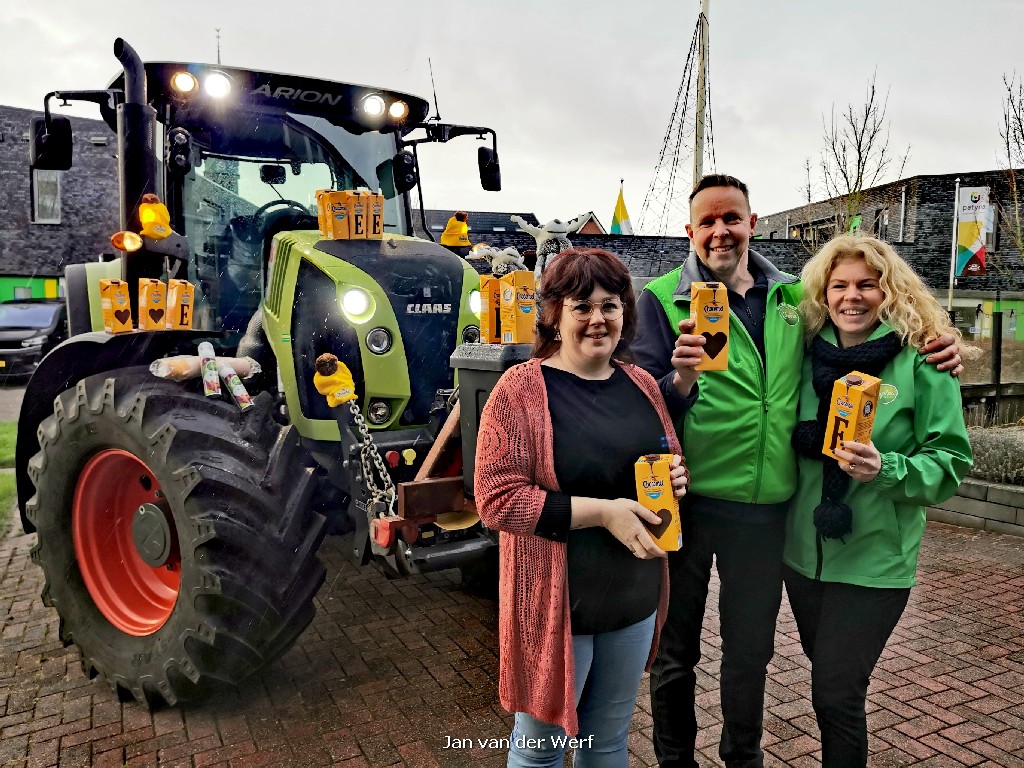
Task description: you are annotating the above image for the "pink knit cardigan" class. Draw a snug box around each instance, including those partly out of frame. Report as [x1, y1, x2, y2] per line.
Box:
[474, 357, 681, 736]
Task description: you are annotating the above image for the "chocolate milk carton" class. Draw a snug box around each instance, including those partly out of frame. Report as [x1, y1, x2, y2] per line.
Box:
[691, 281, 729, 370]
[635, 454, 682, 552]
[822, 372, 882, 459]
[499, 271, 536, 344]
[322, 191, 352, 240]
[99, 278, 133, 333]
[479, 274, 501, 343]
[165, 279, 195, 330]
[137, 279, 167, 331]
[366, 192, 385, 239]
[315, 188, 333, 235]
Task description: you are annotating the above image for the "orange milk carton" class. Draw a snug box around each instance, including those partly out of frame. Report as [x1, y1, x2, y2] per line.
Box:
[367, 192, 385, 239]
[99, 278, 133, 333]
[315, 188, 333, 236]
[479, 274, 501, 343]
[635, 454, 682, 552]
[499, 270, 536, 344]
[691, 281, 729, 370]
[138, 279, 167, 331]
[822, 372, 882, 459]
[322, 191, 353, 240]
[165, 279, 195, 330]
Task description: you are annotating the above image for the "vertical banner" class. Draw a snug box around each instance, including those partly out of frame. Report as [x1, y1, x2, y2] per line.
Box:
[956, 186, 990, 276]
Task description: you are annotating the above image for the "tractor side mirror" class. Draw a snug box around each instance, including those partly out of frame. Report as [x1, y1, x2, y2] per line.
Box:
[478, 146, 501, 192]
[375, 157, 396, 200]
[392, 150, 418, 195]
[30, 116, 73, 171]
[260, 164, 287, 185]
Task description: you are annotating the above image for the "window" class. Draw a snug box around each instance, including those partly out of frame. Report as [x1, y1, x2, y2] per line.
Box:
[874, 208, 888, 239]
[32, 169, 61, 223]
[985, 206, 999, 252]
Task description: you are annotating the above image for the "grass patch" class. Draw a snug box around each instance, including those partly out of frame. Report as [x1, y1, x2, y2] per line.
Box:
[0, 421, 16, 536]
[0, 421, 15, 469]
[0, 473, 15, 538]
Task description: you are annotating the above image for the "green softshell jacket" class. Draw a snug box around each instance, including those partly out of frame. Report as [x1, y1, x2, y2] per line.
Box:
[643, 251, 805, 505]
[783, 324, 974, 588]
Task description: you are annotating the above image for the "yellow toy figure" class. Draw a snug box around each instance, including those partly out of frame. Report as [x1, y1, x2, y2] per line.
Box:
[138, 193, 172, 239]
[313, 353, 357, 407]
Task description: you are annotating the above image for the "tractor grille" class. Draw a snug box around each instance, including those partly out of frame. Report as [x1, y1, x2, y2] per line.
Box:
[312, 238, 465, 426]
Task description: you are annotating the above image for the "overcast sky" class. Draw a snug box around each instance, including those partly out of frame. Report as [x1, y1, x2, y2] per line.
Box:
[2, 1, 1021, 235]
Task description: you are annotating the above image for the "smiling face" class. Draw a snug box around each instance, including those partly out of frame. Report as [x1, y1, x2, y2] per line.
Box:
[826, 256, 885, 347]
[685, 185, 757, 284]
[556, 285, 623, 369]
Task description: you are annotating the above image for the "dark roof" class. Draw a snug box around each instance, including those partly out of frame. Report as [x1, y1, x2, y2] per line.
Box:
[413, 209, 540, 239]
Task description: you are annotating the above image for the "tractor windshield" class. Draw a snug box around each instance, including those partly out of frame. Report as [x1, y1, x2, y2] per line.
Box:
[178, 110, 403, 337]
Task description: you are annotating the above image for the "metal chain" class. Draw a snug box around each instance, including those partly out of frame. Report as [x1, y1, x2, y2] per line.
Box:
[348, 401, 396, 515]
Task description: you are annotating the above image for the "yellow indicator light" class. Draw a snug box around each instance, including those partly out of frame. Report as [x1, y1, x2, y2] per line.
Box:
[171, 71, 198, 93]
[110, 231, 143, 252]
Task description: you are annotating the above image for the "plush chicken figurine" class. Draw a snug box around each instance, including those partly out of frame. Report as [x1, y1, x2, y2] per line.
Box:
[138, 193, 172, 239]
[313, 353, 357, 407]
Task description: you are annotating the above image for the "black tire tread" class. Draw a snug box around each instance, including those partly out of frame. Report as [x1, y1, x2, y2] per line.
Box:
[26, 368, 326, 706]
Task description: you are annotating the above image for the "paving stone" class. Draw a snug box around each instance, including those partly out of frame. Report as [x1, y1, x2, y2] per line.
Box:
[2, 519, 1023, 767]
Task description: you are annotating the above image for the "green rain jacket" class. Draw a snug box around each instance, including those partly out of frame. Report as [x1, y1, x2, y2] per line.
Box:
[644, 250, 805, 505]
[783, 323, 973, 588]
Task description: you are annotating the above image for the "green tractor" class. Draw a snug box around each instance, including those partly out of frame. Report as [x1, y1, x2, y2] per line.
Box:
[16, 38, 506, 706]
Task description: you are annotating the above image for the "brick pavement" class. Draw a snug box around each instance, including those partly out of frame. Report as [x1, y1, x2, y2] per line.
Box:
[2, 519, 1023, 768]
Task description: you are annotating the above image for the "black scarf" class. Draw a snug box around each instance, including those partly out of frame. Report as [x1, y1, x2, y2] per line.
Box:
[791, 328, 903, 540]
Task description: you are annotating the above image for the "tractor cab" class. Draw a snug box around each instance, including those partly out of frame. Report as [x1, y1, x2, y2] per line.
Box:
[31, 55, 500, 344]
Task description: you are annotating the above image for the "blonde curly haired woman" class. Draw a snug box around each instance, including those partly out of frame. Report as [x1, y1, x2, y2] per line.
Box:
[785, 234, 974, 767]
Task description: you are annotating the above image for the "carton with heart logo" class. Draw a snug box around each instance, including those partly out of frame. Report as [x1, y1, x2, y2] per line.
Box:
[691, 281, 729, 370]
[99, 278, 133, 333]
[635, 454, 682, 552]
[822, 372, 881, 459]
[138, 279, 167, 331]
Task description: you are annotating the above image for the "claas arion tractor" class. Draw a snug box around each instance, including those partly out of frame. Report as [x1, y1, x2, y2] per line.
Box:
[16, 38, 515, 706]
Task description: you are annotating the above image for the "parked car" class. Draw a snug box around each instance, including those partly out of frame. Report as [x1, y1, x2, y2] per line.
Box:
[0, 299, 69, 382]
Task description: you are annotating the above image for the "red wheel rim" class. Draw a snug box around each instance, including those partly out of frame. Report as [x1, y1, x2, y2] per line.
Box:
[72, 449, 180, 635]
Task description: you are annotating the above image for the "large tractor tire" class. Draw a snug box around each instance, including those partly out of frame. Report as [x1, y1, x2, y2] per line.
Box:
[25, 368, 326, 706]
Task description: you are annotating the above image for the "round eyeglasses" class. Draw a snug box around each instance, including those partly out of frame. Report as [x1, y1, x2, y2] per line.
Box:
[566, 299, 624, 322]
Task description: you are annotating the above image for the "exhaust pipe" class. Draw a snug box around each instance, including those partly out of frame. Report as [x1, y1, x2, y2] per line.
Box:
[112, 38, 160, 318]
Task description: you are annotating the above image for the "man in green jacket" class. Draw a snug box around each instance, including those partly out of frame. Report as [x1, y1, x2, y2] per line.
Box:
[632, 174, 962, 768]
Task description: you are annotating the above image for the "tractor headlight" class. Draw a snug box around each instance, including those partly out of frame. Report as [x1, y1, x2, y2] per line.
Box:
[21, 335, 45, 348]
[340, 287, 374, 323]
[204, 71, 232, 98]
[469, 289, 481, 315]
[362, 94, 386, 118]
[462, 325, 481, 344]
[366, 327, 392, 354]
[367, 399, 392, 425]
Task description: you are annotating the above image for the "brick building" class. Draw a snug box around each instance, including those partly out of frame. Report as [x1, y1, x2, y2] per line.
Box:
[758, 169, 1024, 294]
[0, 105, 119, 301]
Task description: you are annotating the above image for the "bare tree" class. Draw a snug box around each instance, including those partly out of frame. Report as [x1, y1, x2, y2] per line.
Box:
[998, 73, 1024, 267]
[813, 74, 910, 238]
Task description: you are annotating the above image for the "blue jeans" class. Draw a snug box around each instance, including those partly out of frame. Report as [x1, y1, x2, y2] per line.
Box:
[507, 612, 656, 768]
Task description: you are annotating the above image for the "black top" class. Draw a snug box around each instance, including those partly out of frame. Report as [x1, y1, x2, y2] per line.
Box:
[538, 365, 668, 634]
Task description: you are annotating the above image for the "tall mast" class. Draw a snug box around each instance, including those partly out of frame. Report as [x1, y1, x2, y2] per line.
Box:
[693, 0, 709, 184]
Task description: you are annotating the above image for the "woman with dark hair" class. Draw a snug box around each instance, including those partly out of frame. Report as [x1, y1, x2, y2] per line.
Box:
[475, 248, 694, 767]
